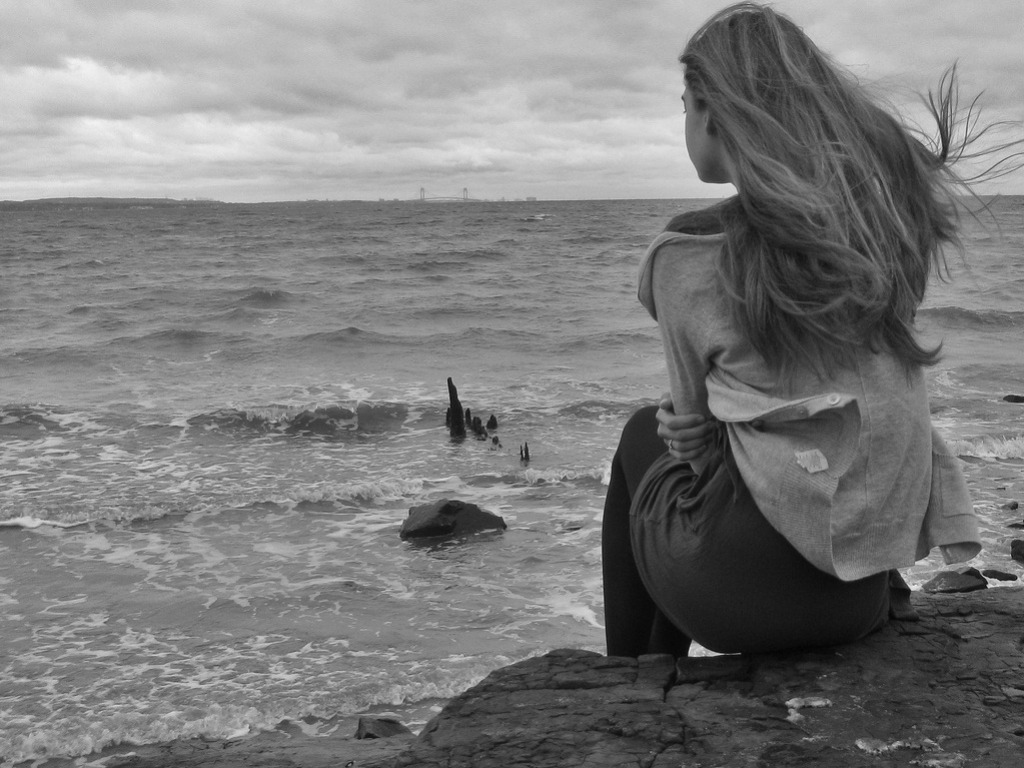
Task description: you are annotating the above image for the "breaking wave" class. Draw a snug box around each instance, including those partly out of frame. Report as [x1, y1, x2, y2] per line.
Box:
[948, 434, 1024, 460]
[918, 306, 1024, 330]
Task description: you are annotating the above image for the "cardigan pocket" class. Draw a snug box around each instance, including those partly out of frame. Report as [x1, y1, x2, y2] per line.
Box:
[929, 432, 974, 519]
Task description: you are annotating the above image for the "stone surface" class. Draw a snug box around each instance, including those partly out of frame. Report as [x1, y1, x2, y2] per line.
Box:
[356, 717, 414, 740]
[96, 588, 1024, 768]
[399, 498, 507, 540]
[1012, 539, 1024, 564]
[922, 567, 989, 593]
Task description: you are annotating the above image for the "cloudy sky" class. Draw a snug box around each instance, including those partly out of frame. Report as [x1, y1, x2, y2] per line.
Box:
[1, 0, 1021, 202]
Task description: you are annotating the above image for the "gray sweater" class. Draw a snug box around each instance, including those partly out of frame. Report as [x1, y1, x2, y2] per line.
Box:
[639, 231, 980, 581]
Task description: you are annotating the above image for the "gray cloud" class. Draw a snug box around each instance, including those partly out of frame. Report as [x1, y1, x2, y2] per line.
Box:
[1, 0, 1020, 201]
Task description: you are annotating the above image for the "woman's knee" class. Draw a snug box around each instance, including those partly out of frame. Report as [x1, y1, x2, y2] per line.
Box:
[619, 405, 660, 448]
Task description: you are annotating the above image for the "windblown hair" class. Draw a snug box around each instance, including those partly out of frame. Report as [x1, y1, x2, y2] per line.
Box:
[672, 2, 1008, 378]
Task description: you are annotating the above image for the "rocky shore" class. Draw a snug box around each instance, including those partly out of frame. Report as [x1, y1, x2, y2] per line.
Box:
[87, 585, 1022, 768]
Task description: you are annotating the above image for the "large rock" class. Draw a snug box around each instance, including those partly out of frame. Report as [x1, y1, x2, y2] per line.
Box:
[367, 588, 1024, 768]
[99, 588, 1024, 768]
[399, 499, 507, 540]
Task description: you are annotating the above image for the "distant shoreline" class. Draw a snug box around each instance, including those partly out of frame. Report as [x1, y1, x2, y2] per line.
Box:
[0, 197, 225, 210]
[1, 194, 1017, 210]
[0, 197, 658, 209]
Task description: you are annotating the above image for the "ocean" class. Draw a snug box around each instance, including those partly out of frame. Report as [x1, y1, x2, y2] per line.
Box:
[1, 196, 1022, 766]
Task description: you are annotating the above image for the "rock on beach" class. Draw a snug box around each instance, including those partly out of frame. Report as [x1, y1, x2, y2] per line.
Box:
[399, 498, 507, 540]
[1012, 539, 1024, 564]
[98, 587, 1024, 768]
[922, 566, 989, 593]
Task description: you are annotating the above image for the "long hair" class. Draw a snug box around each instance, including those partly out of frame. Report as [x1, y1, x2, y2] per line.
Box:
[675, 3, 996, 379]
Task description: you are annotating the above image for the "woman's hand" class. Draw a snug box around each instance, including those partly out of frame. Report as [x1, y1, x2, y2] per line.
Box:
[655, 394, 715, 461]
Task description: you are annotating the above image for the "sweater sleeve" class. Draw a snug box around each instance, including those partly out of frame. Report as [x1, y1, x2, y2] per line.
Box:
[639, 233, 728, 471]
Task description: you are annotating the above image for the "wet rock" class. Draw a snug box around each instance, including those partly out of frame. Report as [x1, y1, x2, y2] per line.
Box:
[399, 499, 506, 540]
[982, 569, 1019, 581]
[356, 717, 414, 740]
[1012, 540, 1024, 564]
[922, 568, 988, 593]
[363, 589, 1024, 768]
[675, 654, 749, 684]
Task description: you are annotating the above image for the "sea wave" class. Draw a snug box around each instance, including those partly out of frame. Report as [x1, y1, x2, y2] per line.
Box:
[520, 466, 610, 486]
[917, 305, 1024, 330]
[0, 515, 90, 530]
[0, 404, 71, 436]
[0, 460, 611, 530]
[0, 501, 190, 529]
[295, 324, 553, 352]
[948, 434, 1024, 460]
[237, 287, 294, 306]
[186, 401, 410, 437]
[457, 465, 607, 487]
[0, 401, 406, 441]
[555, 399, 640, 419]
[405, 247, 511, 267]
[108, 327, 236, 347]
[298, 326, 395, 345]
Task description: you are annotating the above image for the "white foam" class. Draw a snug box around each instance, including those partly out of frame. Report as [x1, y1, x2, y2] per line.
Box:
[0, 516, 89, 529]
[949, 435, 1024, 459]
[299, 478, 427, 502]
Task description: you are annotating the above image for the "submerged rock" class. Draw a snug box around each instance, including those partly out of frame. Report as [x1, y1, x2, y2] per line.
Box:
[399, 499, 507, 540]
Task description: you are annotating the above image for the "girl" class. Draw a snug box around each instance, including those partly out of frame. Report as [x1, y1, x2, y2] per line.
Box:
[601, 2, 990, 657]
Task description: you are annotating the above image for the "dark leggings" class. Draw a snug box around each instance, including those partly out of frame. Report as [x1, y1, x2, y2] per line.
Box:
[602, 406, 890, 657]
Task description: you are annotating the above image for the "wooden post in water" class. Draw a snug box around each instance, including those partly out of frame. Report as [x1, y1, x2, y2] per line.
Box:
[447, 378, 466, 439]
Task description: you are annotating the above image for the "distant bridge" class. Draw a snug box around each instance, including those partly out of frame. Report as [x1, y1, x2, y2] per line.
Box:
[416, 187, 481, 202]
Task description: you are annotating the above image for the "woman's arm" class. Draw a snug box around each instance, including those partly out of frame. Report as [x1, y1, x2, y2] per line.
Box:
[656, 393, 715, 462]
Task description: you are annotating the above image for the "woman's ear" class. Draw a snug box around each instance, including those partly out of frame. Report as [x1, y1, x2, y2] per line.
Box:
[704, 112, 717, 137]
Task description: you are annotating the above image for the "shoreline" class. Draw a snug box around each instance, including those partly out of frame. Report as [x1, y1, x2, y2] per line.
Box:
[20, 587, 1024, 768]
[9, 460, 1023, 767]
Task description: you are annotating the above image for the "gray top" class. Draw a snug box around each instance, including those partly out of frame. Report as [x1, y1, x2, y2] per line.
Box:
[639, 231, 980, 580]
